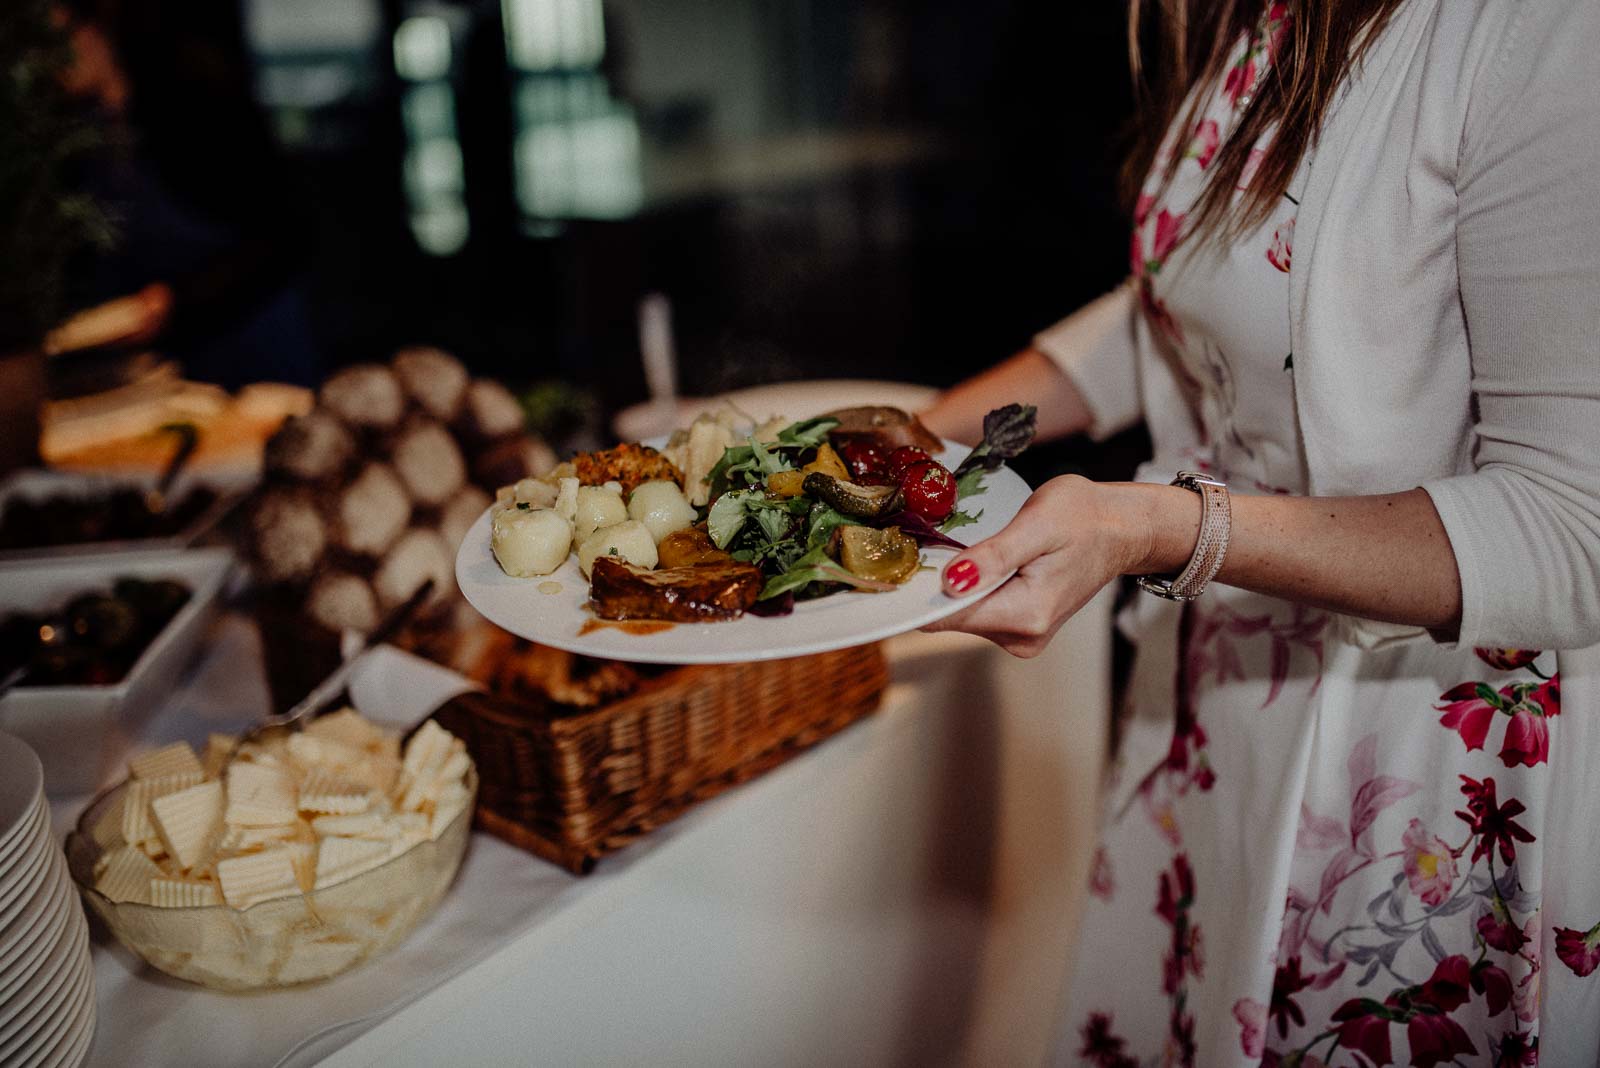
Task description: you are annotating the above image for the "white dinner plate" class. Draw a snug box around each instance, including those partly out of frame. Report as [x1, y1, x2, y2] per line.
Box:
[3, 943, 90, 1068]
[456, 441, 1030, 664]
[0, 793, 45, 874]
[0, 854, 69, 980]
[0, 811, 52, 927]
[0, 732, 44, 853]
[0, 912, 81, 1059]
[36, 969, 94, 1068]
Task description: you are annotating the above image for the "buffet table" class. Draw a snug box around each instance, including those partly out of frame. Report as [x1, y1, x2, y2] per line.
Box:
[51, 592, 1111, 1068]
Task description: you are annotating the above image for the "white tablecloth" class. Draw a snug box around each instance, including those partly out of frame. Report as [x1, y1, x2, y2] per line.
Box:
[53, 600, 1111, 1068]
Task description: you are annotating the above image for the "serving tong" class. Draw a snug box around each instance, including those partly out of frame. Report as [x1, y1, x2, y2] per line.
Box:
[222, 579, 435, 768]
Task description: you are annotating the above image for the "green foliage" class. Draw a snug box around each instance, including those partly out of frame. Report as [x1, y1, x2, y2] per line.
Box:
[0, 0, 113, 351]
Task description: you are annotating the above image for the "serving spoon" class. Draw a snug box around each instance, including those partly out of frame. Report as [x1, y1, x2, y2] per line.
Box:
[223, 579, 435, 766]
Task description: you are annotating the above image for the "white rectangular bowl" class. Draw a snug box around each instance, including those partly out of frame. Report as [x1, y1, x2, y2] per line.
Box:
[0, 547, 234, 794]
[0, 468, 244, 563]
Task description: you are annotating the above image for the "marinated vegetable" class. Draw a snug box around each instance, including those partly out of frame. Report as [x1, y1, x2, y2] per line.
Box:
[801, 473, 904, 519]
[835, 526, 921, 585]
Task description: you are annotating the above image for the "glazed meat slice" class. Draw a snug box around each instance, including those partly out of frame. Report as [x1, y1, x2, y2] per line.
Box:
[589, 557, 763, 622]
[823, 405, 942, 453]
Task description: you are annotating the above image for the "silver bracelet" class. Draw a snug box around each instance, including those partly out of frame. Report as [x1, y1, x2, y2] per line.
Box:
[1136, 471, 1231, 602]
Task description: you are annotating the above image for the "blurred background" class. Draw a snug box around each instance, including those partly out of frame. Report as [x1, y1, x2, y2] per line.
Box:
[23, 0, 1142, 463]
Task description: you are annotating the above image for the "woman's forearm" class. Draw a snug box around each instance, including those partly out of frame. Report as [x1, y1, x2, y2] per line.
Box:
[920, 348, 1095, 446]
[1109, 483, 1464, 632]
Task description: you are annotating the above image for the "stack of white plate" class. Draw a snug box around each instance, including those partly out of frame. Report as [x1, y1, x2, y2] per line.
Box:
[0, 732, 94, 1068]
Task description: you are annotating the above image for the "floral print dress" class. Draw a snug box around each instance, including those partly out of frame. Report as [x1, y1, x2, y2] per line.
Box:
[1056, 7, 1600, 1066]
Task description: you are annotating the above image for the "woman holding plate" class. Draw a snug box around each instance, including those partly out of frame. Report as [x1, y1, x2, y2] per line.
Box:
[921, 0, 1600, 1062]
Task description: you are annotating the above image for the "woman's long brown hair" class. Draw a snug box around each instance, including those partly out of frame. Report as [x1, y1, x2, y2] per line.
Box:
[1124, 0, 1406, 241]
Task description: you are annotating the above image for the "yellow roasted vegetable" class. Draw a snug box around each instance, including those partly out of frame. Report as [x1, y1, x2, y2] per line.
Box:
[766, 443, 852, 498]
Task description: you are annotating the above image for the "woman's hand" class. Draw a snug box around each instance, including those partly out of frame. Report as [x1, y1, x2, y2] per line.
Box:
[926, 476, 1188, 658]
[930, 476, 1467, 657]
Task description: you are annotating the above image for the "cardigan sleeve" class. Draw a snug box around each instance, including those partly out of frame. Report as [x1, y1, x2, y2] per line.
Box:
[1031, 280, 1147, 442]
[1420, 0, 1600, 649]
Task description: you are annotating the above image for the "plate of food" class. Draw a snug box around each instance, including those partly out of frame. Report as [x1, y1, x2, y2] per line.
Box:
[455, 403, 1035, 664]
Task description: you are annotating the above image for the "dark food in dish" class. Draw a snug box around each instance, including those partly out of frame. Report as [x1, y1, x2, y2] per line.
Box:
[588, 557, 763, 623]
[0, 484, 217, 551]
[823, 406, 943, 454]
[0, 577, 191, 686]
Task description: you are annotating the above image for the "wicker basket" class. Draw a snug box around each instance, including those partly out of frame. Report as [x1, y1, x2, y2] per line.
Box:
[432, 643, 889, 873]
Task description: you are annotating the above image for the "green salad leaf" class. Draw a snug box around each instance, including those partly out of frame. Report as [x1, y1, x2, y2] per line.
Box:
[940, 509, 981, 533]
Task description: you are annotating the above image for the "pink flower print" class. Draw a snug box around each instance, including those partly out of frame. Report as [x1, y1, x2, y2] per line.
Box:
[1189, 119, 1220, 169]
[1475, 648, 1542, 671]
[1515, 917, 1541, 1022]
[1089, 846, 1114, 900]
[1478, 898, 1530, 953]
[1129, 194, 1155, 274]
[1531, 673, 1560, 716]
[1232, 998, 1267, 1057]
[1493, 1030, 1539, 1067]
[1330, 999, 1393, 1066]
[1499, 707, 1550, 767]
[1437, 683, 1498, 751]
[1554, 922, 1600, 977]
[1401, 819, 1457, 906]
[1156, 853, 1195, 925]
[1417, 955, 1473, 1013]
[1456, 775, 1536, 867]
[1238, 147, 1266, 191]
[1406, 1012, 1477, 1068]
[1137, 276, 1185, 347]
[1470, 959, 1513, 1016]
[1150, 209, 1186, 263]
[1078, 1012, 1139, 1068]
[1267, 217, 1295, 272]
[1224, 56, 1259, 109]
[1268, 956, 1313, 1038]
[1515, 964, 1541, 1022]
[1265, 6, 1293, 65]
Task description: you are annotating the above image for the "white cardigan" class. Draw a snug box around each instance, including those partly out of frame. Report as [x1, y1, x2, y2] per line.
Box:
[1039, 0, 1600, 651]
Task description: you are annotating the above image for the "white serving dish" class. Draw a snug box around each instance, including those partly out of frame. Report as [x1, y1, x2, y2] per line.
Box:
[0, 468, 245, 563]
[0, 548, 234, 794]
[457, 438, 1030, 665]
[612, 379, 940, 442]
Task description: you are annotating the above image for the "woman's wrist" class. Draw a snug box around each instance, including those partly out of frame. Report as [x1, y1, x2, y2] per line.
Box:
[1094, 481, 1205, 577]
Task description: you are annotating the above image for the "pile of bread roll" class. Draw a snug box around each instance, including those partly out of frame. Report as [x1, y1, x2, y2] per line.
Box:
[247, 347, 557, 634]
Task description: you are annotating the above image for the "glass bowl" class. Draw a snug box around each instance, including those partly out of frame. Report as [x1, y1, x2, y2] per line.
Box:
[65, 770, 475, 991]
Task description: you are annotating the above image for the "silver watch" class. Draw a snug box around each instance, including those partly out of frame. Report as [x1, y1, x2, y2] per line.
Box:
[1136, 471, 1231, 602]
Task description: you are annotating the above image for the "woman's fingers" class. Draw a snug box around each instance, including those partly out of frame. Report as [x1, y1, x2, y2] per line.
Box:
[927, 476, 1121, 658]
[939, 476, 1078, 598]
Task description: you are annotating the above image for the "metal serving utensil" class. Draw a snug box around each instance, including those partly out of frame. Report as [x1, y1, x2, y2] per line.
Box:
[224, 579, 435, 766]
[145, 423, 199, 515]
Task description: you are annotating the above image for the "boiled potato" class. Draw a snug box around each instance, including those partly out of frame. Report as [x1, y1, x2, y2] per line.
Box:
[627, 480, 698, 543]
[553, 476, 579, 523]
[572, 485, 627, 541]
[513, 477, 559, 508]
[492, 507, 573, 577]
[577, 520, 658, 577]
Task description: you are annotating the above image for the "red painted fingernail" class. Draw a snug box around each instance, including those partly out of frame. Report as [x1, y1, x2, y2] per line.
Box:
[945, 559, 979, 593]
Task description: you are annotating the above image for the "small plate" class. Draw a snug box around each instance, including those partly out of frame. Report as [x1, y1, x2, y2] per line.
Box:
[0, 733, 44, 852]
[457, 440, 1029, 665]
